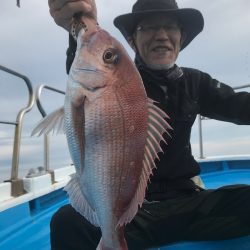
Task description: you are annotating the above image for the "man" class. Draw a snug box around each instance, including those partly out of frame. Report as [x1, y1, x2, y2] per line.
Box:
[48, 0, 250, 249]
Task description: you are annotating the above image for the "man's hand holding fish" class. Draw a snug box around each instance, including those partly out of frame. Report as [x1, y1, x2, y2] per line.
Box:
[49, 0, 97, 31]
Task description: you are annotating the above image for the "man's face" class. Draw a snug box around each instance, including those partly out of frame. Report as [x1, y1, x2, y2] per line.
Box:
[133, 14, 182, 69]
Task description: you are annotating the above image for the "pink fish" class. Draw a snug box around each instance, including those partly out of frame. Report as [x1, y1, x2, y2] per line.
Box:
[32, 23, 170, 250]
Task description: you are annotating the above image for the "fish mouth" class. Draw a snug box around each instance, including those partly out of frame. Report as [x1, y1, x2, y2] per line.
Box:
[74, 67, 99, 73]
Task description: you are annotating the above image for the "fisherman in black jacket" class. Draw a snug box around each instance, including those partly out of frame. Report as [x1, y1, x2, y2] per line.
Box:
[48, 0, 250, 249]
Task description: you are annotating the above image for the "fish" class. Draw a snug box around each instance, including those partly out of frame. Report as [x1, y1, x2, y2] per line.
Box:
[32, 21, 171, 250]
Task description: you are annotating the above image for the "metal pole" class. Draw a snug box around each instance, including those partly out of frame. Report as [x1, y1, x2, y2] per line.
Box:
[0, 65, 35, 181]
[44, 134, 50, 172]
[0, 64, 35, 196]
[198, 114, 204, 159]
[35, 84, 65, 173]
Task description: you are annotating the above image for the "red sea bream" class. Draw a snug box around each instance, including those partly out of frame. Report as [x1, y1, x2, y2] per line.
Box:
[32, 24, 170, 250]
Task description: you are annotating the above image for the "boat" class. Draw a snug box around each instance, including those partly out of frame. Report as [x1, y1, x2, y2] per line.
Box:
[0, 64, 250, 250]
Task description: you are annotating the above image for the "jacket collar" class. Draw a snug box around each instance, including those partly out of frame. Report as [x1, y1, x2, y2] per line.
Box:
[135, 54, 183, 86]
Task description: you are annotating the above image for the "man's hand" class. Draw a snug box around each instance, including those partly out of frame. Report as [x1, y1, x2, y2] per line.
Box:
[48, 0, 97, 32]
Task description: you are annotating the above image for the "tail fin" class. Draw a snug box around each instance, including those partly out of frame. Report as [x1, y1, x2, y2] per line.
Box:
[96, 237, 128, 250]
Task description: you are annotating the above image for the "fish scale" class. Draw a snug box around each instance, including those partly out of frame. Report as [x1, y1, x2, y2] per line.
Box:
[83, 93, 142, 207]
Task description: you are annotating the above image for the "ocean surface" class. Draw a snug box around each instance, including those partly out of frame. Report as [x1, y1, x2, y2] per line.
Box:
[2, 125, 250, 183]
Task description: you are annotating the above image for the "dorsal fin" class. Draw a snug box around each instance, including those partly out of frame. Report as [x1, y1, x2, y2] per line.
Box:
[116, 98, 171, 228]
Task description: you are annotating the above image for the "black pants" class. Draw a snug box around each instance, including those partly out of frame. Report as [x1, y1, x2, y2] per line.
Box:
[50, 185, 250, 250]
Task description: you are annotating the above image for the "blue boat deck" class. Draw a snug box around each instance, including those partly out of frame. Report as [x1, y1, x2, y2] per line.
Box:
[0, 157, 250, 250]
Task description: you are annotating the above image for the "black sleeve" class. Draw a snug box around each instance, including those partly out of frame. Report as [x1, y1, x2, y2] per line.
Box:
[66, 34, 77, 74]
[198, 71, 250, 125]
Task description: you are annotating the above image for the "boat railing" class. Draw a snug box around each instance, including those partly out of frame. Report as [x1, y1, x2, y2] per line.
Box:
[0, 65, 35, 196]
[35, 83, 250, 169]
[197, 83, 250, 159]
[35, 84, 65, 182]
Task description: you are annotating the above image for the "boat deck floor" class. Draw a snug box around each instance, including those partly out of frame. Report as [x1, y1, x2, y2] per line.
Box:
[0, 165, 250, 250]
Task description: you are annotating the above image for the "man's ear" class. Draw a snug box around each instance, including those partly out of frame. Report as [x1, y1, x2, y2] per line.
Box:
[127, 36, 137, 52]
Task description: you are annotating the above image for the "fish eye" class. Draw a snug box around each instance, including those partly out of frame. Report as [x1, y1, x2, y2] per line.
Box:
[103, 49, 119, 64]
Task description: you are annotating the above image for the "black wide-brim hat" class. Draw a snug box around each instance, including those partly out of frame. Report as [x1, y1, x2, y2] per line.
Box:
[114, 0, 204, 50]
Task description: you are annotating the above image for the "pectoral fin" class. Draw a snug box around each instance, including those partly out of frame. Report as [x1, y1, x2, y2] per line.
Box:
[31, 107, 64, 136]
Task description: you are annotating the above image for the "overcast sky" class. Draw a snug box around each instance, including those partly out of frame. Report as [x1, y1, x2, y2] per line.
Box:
[0, 0, 250, 181]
